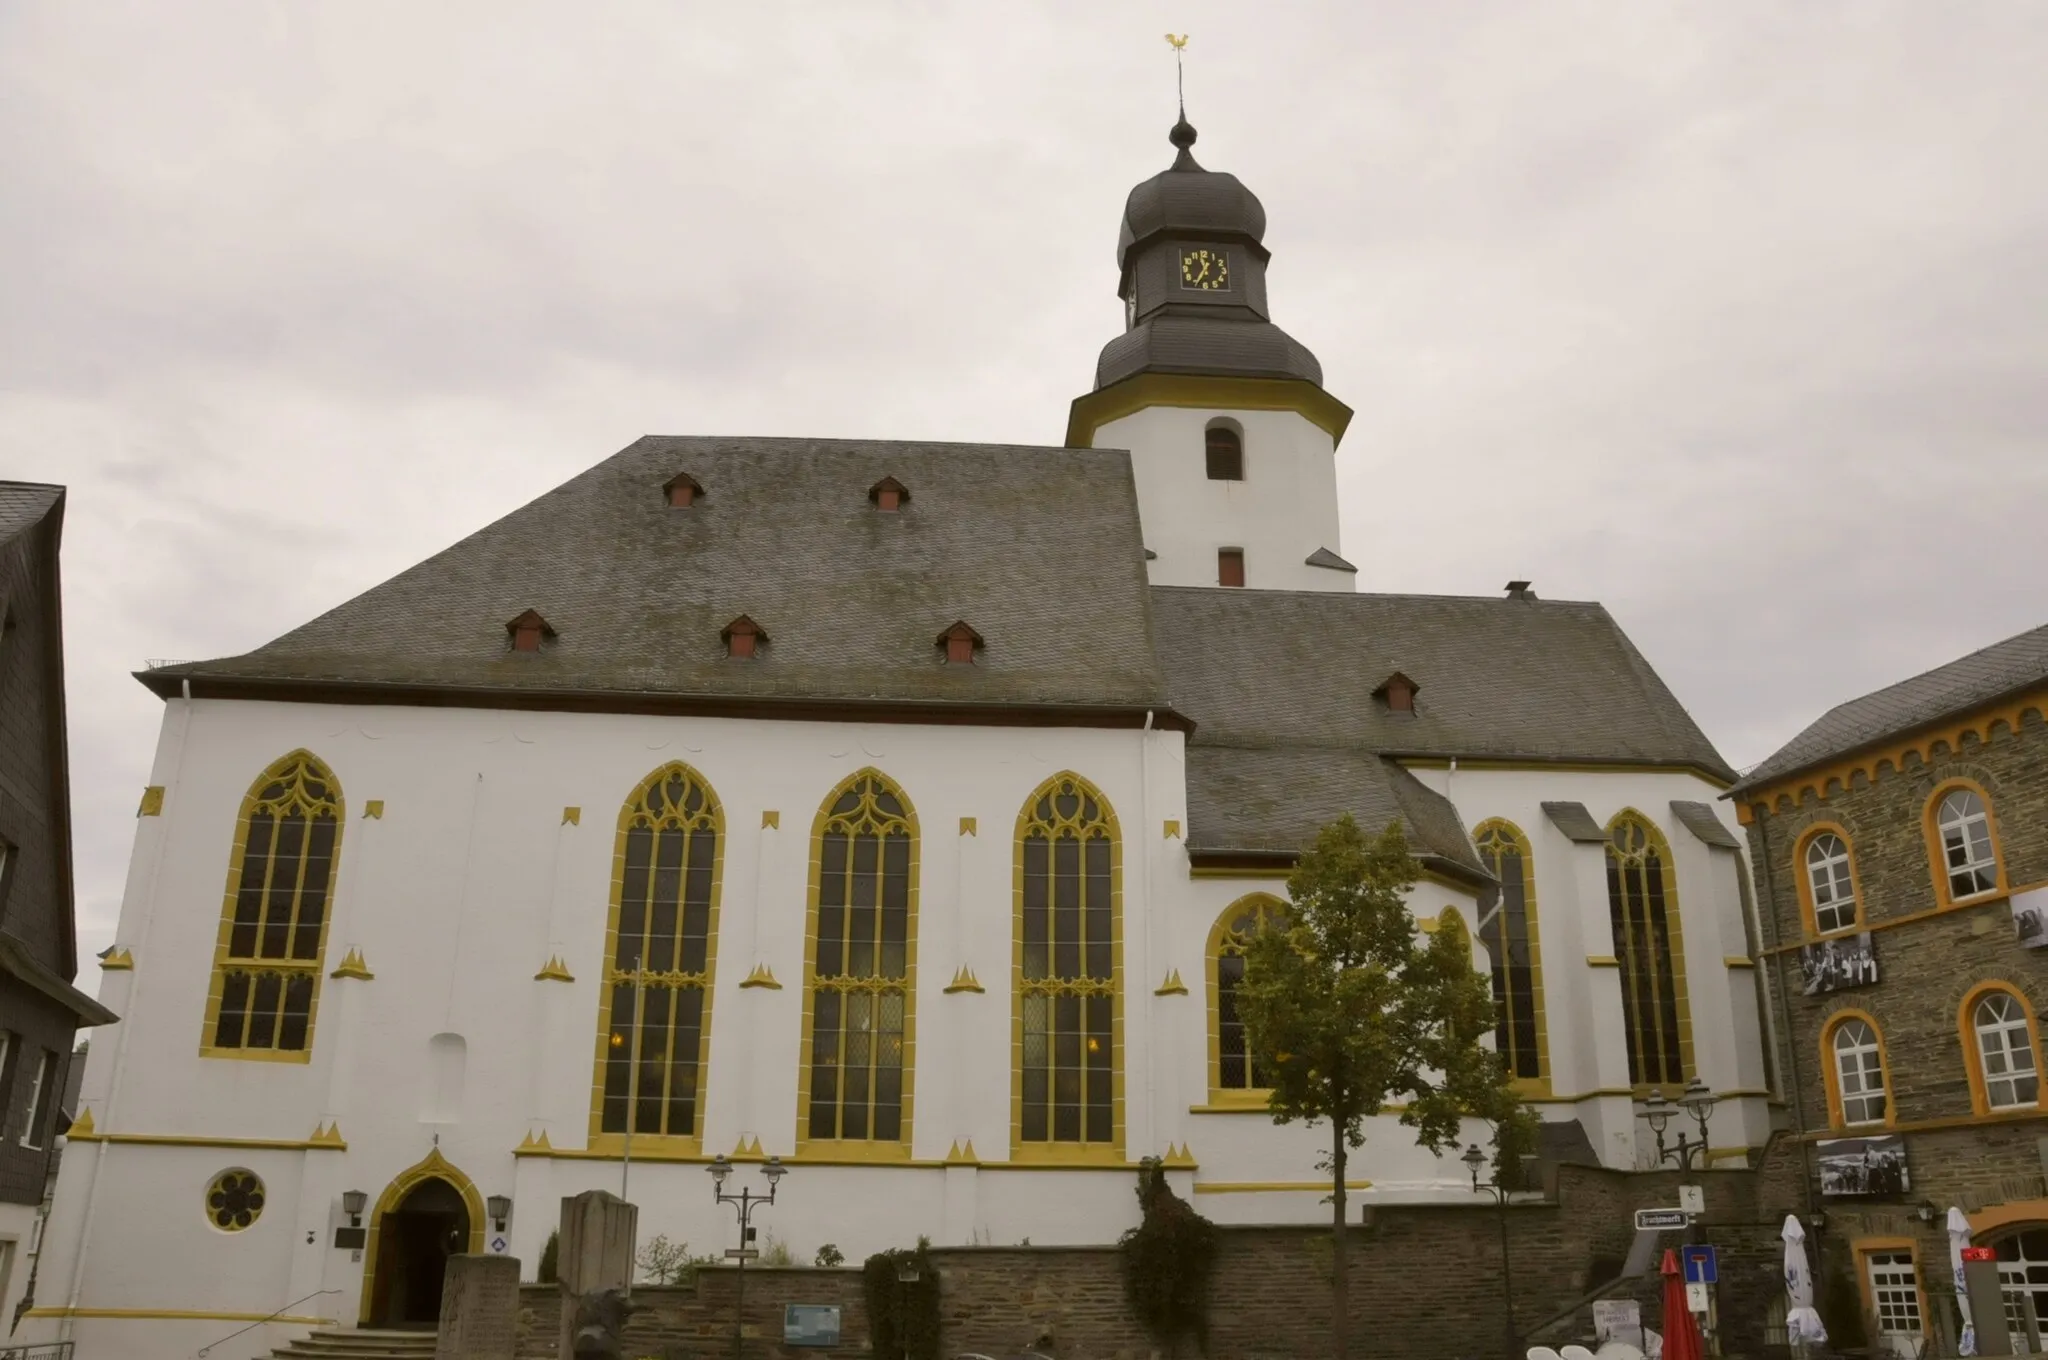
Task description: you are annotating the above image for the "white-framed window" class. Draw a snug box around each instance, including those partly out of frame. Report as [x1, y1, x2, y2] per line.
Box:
[19, 1050, 54, 1150]
[0, 1031, 14, 1138]
[1937, 789, 1998, 899]
[1805, 832, 1857, 933]
[1865, 1250, 1924, 1352]
[1976, 991, 2040, 1110]
[1833, 1018, 1887, 1125]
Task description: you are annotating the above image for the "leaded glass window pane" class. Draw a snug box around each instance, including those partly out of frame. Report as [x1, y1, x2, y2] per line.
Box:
[1018, 776, 1119, 1148]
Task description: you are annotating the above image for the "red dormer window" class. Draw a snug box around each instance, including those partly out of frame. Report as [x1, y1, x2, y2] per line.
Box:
[506, 608, 557, 654]
[937, 620, 983, 665]
[664, 473, 704, 508]
[1373, 671, 1419, 714]
[869, 476, 910, 513]
[722, 614, 766, 660]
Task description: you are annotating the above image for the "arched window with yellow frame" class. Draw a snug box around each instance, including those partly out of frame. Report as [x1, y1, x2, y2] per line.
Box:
[1961, 983, 2041, 1115]
[1604, 810, 1692, 1088]
[1795, 824, 1862, 936]
[1472, 819, 1547, 1086]
[1820, 1010, 1892, 1129]
[200, 750, 345, 1062]
[1926, 780, 2004, 906]
[796, 769, 919, 1157]
[1012, 772, 1122, 1162]
[1207, 893, 1288, 1104]
[589, 762, 723, 1149]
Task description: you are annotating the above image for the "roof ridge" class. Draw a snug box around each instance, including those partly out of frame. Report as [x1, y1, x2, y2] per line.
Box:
[1147, 583, 1607, 608]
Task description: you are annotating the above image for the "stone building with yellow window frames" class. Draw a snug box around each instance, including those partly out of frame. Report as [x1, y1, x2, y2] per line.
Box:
[32, 116, 1769, 1360]
[1732, 620, 2048, 1350]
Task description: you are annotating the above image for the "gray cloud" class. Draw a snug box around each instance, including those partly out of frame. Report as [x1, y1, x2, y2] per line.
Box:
[5, 0, 2044, 977]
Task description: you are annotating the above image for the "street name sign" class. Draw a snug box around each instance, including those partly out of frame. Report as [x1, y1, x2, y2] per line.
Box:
[1634, 1208, 1689, 1230]
[726, 1248, 761, 1260]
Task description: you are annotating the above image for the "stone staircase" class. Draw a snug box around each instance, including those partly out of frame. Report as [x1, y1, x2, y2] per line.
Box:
[270, 1328, 440, 1360]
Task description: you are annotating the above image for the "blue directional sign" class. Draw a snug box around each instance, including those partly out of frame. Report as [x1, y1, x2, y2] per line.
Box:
[1682, 1244, 1718, 1285]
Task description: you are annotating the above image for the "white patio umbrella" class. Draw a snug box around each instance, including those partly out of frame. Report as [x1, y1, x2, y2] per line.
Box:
[1948, 1205, 1978, 1356]
[1781, 1213, 1828, 1348]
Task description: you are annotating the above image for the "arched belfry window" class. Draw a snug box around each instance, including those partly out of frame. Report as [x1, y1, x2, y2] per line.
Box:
[1605, 811, 1691, 1087]
[1013, 773, 1122, 1161]
[591, 762, 723, 1147]
[1205, 424, 1243, 481]
[798, 770, 918, 1154]
[1207, 894, 1288, 1102]
[1473, 820, 1547, 1085]
[201, 751, 344, 1060]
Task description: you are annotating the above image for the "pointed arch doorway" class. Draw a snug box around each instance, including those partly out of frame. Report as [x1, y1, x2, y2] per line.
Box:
[358, 1149, 487, 1328]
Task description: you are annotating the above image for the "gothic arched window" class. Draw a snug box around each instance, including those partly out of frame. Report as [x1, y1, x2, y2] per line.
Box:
[1013, 773, 1121, 1161]
[1605, 811, 1691, 1087]
[1208, 894, 1288, 1101]
[1473, 820, 1546, 1084]
[201, 751, 344, 1060]
[592, 762, 723, 1147]
[798, 770, 918, 1154]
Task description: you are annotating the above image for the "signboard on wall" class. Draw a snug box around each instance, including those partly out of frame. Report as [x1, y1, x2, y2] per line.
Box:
[1816, 1133, 1910, 1197]
[1799, 932, 1879, 995]
[1593, 1299, 1643, 1347]
[785, 1305, 843, 1348]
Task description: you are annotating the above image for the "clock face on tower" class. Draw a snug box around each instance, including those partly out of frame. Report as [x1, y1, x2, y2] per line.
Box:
[1179, 247, 1230, 291]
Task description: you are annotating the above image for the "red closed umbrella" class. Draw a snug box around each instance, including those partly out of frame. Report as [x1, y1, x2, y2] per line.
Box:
[1660, 1248, 1705, 1360]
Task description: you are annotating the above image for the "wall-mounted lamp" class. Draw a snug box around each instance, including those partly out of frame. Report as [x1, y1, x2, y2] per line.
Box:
[1914, 1200, 1939, 1225]
[341, 1190, 367, 1227]
[1806, 1209, 1827, 1234]
[487, 1194, 512, 1233]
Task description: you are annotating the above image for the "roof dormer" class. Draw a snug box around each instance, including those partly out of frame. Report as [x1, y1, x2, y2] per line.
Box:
[506, 609, 556, 654]
[721, 614, 766, 660]
[664, 473, 705, 508]
[936, 620, 983, 665]
[869, 476, 910, 512]
[1373, 670, 1418, 715]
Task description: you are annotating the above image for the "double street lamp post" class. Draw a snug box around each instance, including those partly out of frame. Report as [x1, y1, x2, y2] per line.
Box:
[1462, 1143, 1518, 1360]
[708, 1153, 787, 1360]
[1642, 1078, 1719, 1172]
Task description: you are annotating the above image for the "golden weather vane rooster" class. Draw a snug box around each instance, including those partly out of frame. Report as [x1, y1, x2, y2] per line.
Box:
[1165, 34, 1189, 115]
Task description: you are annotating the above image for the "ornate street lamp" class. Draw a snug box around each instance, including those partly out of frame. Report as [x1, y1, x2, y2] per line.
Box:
[1642, 1079, 1718, 1171]
[709, 1154, 786, 1360]
[1463, 1143, 1518, 1360]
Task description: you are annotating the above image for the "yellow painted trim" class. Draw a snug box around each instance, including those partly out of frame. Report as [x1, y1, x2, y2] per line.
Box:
[761, 809, 780, 830]
[515, 1128, 554, 1153]
[1741, 686, 2048, 817]
[740, 963, 782, 990]
[1194, 1179, 1374, 1195]
[1163, 819, 1181, 840]
[1188, 1099, 1277, 1114]
[362, 799, 384, 820]
[328, 948, 373, 981]
[1067, 372, 1354, 448]
[65, 1126, 347, 1151]
[1605, 809, 1695, 1085]
[1162, 1142, 1197, 1168]
[1967, 1198, 2048, 1237]
[794, 768, 918, 1161]
[1522, 1087, 1641, 1103]
[26, 1308, 338, 1323]
[358, 1148, 486, 1325]
[67, 1107, 95, 1136]
[198, 750, 344, 1065]
[1958, 981, 2044, 1117]
[1757, 883, 2039, 955]
[1851, 1235, 1931, 1343]
[562, 805, 581, 826]
[1819, 1008, 1895, 1131]
[1585, 955, 1620, 967]
[586, 760, 725, 1157]
[1923, 777, 2009, 912]
[309, 1120, 346, 1147]
[1155, 969, 1188, 996]
[98, 948, 134, 971]
[1205, 892, 1287, 1106]
[534, 955, 575, 983]
[1472, 817, 1551, 1092]
[137, 786, 164, 817]
[944, 966, 984, 995]
[945, 1139, 980, 1165]
[959, 817, 976, 836]
[1724, 956, 1756, 969]
[731, 1134, 765, 1158]
[1011, 772, 1124, 1162]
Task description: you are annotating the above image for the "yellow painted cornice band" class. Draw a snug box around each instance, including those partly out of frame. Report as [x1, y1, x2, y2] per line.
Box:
[137, 786, 164, 817]
[1194, 1179, 1374, 1195]
[98, 948, 134, 971]
[1066, 373, 1355, 449]
[66, 1125, 347, 1152]
[27, 1308, 339, 1323]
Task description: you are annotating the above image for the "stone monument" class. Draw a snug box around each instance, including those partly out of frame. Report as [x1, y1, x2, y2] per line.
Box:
[435, 1253, 521, 1360]
[557, 1190, 638, 1358]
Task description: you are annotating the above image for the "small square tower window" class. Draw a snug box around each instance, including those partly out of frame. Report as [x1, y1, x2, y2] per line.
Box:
[1205, 427, 1243, 481]
[1217, 549, 1245, 588]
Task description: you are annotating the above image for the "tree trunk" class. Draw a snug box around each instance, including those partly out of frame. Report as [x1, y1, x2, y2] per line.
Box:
[1331, 1123, 1349, 1360]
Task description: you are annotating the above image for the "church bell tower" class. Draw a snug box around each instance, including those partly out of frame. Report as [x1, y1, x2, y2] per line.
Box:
[1066, 117, 1355, 592]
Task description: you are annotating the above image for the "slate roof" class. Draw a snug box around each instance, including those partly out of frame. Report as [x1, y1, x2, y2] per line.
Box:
[1150, 587, 1735, 778]
[143, 438, 1169, 714]
[0, 483, 62, 548]
[1731, 621, 2048, 793]
[1095, 316, 1324, 390]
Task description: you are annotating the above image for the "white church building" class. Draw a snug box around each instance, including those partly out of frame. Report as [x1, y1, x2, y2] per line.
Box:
[33, 115, 1772, 1357]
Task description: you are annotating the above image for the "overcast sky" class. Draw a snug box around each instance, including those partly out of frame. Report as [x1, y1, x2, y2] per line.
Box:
[6, 2, 2045, 979]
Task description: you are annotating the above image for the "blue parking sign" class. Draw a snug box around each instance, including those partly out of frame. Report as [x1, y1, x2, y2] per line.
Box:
[1682, 1244, 1718, 1285]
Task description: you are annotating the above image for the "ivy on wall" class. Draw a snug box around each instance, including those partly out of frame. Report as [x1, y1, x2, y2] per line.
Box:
[863, 1238, 941, 1360]
[1119, 1158, 1219, 1357]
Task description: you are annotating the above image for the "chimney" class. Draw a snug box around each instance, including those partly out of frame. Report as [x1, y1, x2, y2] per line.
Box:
[1504, 580, 1537, 601]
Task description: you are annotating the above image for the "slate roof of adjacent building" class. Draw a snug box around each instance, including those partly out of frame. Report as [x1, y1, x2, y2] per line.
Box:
[0, 482, 63, 547]
[1731, 620, 2048, 793]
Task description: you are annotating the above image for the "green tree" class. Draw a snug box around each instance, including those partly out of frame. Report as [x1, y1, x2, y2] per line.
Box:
[1235, 814, 1523, 1360]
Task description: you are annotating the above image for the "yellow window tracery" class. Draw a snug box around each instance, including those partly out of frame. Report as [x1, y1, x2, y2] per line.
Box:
[1472, 819, 1548, 1087]
[200, 751, 344, 1062]
[797, 770, 919, 1155]
[1012, 773, 1122, 1161]
[1604, 810, 1692, 1088]
[1207, 893, 1288, 1102]
[589, 762, 723, 1148]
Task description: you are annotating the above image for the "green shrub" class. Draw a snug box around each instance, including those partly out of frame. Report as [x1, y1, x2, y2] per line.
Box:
[537, 1229, 559, 1285]
[862, 1238, 940, 1360]
[1118, 1160, 1217, 1357]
